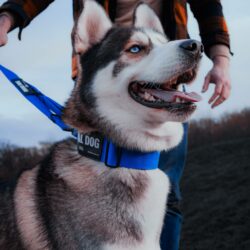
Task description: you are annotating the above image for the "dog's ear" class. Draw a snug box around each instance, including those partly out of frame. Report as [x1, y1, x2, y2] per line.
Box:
[134, 3, 164, 34]
[75, 0, 112, 54]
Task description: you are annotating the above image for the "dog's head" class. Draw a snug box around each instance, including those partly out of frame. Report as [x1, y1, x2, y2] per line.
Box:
[63, 0, 203, 152]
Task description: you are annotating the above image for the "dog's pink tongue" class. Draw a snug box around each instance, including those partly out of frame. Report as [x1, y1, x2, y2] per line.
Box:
[147, 89, 202, 102]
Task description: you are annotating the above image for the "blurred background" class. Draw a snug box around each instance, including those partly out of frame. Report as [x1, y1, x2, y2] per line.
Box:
[0, 1, 250, 249]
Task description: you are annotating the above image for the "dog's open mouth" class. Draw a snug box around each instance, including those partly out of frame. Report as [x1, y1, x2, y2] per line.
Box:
[128, 68, 202, 112]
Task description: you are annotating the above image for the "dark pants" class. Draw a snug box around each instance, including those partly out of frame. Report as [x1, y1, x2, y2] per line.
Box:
[159, 123, 188, 250]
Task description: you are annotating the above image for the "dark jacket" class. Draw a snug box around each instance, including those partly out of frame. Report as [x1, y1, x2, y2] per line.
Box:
[0, 0, 231, 78]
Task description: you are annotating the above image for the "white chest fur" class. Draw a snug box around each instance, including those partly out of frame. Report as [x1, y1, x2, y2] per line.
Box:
[139, 169, 169, 249]
[104, 169, 169, 250]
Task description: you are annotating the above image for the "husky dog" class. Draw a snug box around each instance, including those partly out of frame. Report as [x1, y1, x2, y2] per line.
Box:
[0, 1, 203, 250]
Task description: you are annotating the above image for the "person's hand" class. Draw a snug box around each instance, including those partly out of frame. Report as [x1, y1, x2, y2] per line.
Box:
[0, 13, 13, 46]
[202, 56, 231, 108]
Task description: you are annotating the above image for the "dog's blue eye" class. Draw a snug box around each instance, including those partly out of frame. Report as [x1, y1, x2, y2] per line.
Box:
[129, 45, 141, 53]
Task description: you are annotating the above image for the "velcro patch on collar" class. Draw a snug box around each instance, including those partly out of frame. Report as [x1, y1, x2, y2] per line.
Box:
[77, 132, 104, 161]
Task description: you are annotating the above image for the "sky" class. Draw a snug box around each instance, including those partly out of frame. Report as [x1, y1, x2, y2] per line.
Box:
[0, 0, 250, 147]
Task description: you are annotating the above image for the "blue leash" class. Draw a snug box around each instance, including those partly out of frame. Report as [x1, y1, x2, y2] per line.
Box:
[0, 64, 72, 133]
[0, 64, 160, 170]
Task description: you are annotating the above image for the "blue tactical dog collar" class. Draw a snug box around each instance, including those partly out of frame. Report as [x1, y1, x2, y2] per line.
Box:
[0, 64, 160, 170]
[77, 132, 160, 170]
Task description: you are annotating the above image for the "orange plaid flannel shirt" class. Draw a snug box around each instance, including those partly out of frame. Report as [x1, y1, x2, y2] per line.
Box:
[0, 0, 230, 79]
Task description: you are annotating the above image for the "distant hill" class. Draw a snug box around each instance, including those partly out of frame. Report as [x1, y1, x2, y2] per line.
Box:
[180, 137, 250, 250]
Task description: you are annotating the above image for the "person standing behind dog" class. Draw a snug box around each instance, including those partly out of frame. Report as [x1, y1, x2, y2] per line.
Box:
[0, 0, 231, 249]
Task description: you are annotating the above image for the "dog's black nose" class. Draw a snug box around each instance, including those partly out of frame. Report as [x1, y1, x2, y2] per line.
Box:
[180, 40, 204, 56]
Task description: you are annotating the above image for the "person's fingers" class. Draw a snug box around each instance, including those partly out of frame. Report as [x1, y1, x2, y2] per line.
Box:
[0, 14, 13, 47]
[202, 74, 211, 93]
[211, 83, 231, 108]
[208, 82, 223, 104]
[211, 95, 225, 109]
[0, 33, 8, 46]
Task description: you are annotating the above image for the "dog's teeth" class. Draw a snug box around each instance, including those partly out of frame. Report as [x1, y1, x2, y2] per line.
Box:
[144, 92, 151, 100]
[175, 98, 186, 103]
[175, 97, 185, 103]
[149, 95, 156, 101]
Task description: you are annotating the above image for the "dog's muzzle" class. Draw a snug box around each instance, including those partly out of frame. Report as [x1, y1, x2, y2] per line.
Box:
[128, 40, 203, 115]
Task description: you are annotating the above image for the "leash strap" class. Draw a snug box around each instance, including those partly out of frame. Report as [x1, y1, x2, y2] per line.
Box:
[0, 64, 72, 133]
